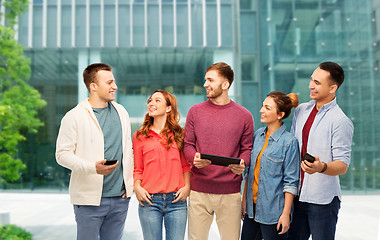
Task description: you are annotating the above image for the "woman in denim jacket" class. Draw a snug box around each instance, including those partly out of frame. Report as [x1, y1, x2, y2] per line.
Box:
[241, 91, 300, 240]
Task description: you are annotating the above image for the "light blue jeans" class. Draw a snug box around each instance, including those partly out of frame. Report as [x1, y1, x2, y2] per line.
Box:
[138, 192, 187, 240]
[73, 196, 130, 240]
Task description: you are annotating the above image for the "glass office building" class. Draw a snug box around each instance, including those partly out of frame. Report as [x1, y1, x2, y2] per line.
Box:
[4, 0, 379, 192]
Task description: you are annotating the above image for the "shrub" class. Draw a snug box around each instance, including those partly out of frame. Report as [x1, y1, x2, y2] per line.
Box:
[0, 224, 32, 240]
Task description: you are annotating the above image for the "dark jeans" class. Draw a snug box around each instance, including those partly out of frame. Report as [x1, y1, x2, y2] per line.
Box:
[288, 196, 341, 240]
[241, 215, 288, 240]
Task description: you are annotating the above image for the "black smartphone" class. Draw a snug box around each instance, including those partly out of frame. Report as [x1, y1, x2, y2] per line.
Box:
[303, 153, 315, 163]
[104, 160, 118, 165]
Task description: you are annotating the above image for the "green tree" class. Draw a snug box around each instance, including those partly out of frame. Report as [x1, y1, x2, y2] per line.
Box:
[0, 0, 46, 183]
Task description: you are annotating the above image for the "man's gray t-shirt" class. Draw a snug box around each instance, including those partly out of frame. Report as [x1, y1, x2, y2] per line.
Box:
[93, 102, 125, 197]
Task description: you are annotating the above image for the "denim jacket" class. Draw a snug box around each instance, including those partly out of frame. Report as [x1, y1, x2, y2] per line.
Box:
[245, 124, 300, 224]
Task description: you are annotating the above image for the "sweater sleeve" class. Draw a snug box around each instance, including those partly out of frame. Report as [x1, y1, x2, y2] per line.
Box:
[132, 133, 144, 183]
[239, 114, 254, 167]
[184, 107, 197, 165]
[55, 113, 97, 175]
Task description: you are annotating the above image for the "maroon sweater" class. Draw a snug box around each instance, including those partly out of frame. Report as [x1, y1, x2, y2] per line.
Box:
[184, 100, 254, 194]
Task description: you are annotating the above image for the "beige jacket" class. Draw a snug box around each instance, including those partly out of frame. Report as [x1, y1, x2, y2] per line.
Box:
[56, 99, 134, 206]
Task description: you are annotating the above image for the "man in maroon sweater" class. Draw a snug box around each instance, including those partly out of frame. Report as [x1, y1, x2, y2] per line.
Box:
[184, 62, 254, 240]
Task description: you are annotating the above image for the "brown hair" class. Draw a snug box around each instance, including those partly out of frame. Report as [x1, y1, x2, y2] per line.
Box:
[267, 91, 299, 120]
[135, 90, 185, 151]
[206, 62, 234, 87]
[83, 63, 112, 91]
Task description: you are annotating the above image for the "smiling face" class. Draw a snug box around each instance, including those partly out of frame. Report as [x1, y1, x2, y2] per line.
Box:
[91, 70, 117, 102]
[147, 92, 171, 118]
[309, 67, 337, 104]
[203, 70, 229, 100]
[260, 97, 284, 125]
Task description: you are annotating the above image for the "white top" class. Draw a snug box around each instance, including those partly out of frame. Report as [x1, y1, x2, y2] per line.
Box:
[56, 99, 134, 206]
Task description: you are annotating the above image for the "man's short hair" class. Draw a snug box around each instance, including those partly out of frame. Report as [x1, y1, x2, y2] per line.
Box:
[206, 62, 234, 87]
[83, 63, 112, 91]
[319, 62, 344, 88]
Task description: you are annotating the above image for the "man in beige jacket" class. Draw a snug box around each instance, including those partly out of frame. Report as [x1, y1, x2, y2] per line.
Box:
[56, 63, 133, 240]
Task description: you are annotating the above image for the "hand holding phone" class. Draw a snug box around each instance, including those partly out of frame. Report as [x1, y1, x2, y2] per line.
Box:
[104, 159, 118, 165]
[303, 153, 315, 163]
[96, 159, 118, 175]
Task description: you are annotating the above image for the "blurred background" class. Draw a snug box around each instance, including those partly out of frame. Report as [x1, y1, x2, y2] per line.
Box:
[0, 0, 379, 195]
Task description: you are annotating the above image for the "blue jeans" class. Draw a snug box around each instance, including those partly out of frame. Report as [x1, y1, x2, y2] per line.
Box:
[288, 196, 340, 240]
[73, 196, 130, 240]
[138, 192, 187, 240]
[241, 215, 288, 240]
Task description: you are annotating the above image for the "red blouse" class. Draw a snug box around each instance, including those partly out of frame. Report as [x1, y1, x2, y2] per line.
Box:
[133, 130, 191, 194]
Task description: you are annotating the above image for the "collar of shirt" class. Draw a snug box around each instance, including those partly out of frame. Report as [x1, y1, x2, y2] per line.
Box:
[148, 129, 174, 141]
[148, 129, 162, 138]
[259, 124, 287, 142]
[305, 98, 337, 113]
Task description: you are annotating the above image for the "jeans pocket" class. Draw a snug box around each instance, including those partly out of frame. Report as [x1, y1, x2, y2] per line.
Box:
[174, 199, 187, 204]
[73, 204, 100, 219]
[140, 201, 152, 207]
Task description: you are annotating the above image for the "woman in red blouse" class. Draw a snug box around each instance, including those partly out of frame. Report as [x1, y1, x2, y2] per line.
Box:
[133, 90, 191, 240]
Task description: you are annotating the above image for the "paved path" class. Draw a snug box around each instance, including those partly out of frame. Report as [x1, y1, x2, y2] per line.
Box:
[0, 192, 379, 240]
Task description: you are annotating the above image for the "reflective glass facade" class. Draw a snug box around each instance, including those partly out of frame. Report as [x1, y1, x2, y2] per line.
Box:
[3, 0, 379, 192]
[252, 0, 380, 192]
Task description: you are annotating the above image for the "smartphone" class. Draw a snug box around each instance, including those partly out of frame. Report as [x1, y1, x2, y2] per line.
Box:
[104, 160, 118, 165]
[303, 153, 315, 163]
